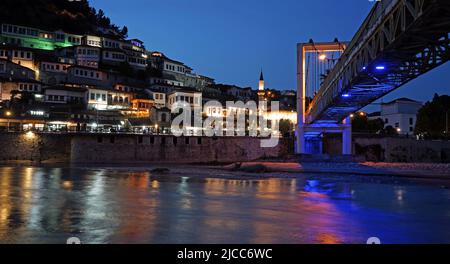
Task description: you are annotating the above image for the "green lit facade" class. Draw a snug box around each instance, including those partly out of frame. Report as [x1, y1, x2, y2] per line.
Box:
[1, 24, 80, 51]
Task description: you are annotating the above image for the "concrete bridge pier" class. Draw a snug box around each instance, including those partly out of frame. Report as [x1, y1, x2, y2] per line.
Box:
[295, 121, 352, 155]
[342, 117, 352, 155]
[296, 41, 352, 156]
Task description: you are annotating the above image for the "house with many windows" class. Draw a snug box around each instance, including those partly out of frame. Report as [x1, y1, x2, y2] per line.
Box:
[167, 89, 202, 110]
[44, 85, 86, 105]
[371, 98, 423, 135]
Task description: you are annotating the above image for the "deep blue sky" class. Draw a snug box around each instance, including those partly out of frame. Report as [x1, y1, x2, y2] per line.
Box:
[90, 0, 450, 110]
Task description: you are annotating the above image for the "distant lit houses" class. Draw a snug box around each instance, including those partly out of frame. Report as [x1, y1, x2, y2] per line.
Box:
[369, 98, 423, 134]
[0, 22, 296, 135]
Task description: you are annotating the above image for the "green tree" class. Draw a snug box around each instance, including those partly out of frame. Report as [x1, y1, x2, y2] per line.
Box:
[416, 94, 450, 139]
[352, 114, 384, 133]
[279, 119, 294, 137]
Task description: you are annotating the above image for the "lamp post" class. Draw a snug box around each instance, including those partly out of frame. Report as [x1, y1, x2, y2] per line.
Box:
[5, 111, 12, 132]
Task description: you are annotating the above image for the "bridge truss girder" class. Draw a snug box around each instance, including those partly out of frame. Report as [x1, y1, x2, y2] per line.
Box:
[306, 0, 450, 124]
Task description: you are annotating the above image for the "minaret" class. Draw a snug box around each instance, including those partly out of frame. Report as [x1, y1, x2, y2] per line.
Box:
[258, 70, 265, 101]
[259, 70, 264, 91]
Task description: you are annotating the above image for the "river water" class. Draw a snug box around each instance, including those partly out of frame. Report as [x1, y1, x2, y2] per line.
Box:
[0, 166, 448, 244]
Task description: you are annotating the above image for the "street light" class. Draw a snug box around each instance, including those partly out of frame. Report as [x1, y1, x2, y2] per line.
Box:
[5, 111, 12, 117]
[319, 54, 327, 61]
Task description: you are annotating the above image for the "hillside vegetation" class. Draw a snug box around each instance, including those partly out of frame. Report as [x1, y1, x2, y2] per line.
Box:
[0, 0, 126, 36]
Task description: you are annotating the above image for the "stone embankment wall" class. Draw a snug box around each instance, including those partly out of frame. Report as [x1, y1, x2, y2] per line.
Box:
[354, 137, 450, 163]
[0, 132, 289, 164]
[323, 134, 450, 163]
[70, 134, 289, 164]
[0, 132, 72, 163]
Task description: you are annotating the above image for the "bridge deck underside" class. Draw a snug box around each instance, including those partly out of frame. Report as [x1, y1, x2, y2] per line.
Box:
[308, 0, 450, 124]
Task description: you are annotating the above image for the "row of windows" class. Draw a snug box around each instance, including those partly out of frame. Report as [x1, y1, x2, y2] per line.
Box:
[46, 95, 82, 103]
[19, 83, 40, 92]
[154, 94, 164, 100]
[104, 52, 125, 60]
[14, 50, 32, 59]
[2, 24, 38, 37]
[116, 86, 131, 92]
[170, 96, 199, 105]
[103, 40, 120, 49]
[74, 69, 101, 80]
[71, 114, 90, 119]
[128, 57, 146, 65]
[68, 36, 81, 44]
[90, 92, 107, 102]
[1, 25, 82, 46]
[165, 64, 185, 73]
[110, 96, 130, 104]
[55, 33, 65, 41]
[42, 63, 68, 72]
[152, 79, 182, 86]
[46, 95, 66, 102]
[78, 60, 99, 68]
[135, 102, 151, 109]
[86, 40, 101, 46]
[77, 48, 99, 56]
[2, 50, 33, 60]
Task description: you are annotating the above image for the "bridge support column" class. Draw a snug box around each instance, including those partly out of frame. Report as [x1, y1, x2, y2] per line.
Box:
[296, 126, 306, 154]
[296, 42, 352, 155]
[342, 117, 352, 155]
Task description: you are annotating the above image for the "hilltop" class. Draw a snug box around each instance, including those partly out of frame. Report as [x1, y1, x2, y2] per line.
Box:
[0, 0, 127, 36]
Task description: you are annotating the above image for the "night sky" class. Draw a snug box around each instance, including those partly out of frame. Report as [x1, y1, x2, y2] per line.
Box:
[90, 0, 450, 110]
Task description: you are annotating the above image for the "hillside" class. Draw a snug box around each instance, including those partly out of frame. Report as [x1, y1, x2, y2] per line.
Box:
[0, 0, 126, 36]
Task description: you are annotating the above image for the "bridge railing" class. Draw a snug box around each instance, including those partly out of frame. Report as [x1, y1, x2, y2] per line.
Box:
[306, 0, 401, 122]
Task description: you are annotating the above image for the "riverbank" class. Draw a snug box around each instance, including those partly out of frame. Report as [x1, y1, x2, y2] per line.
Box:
[2, 160, 449, 182]
[221, 161, 450, 180]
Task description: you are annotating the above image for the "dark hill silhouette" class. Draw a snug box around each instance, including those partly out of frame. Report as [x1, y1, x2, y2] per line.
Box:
[0, 0, 126, 36]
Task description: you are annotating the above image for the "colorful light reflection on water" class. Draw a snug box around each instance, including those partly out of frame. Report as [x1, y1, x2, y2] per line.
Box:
[0, 166, 449, 244]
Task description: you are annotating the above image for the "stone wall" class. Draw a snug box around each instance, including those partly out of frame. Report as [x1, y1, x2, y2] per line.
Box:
[0, 132, 71, 163]
[354, 136, 450, 163]
[321, 135, 450, 163]
[0, 132, 289, 164]
[70, 135, 288, 164]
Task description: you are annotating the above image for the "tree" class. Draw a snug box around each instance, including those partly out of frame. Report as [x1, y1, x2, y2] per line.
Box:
[121, 26, 129, 38]
[382, 125, 399, 136]
[415, 94, 450, 139]
[279, 119, 294, 137]
[352, 114, 384, 133]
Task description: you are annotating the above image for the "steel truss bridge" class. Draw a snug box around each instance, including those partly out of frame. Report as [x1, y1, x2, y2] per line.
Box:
[304, 0, 450, 123]
[296, 0, 450, 154]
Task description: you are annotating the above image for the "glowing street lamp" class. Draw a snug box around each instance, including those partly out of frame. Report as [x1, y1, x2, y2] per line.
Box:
[5, 111, 12, 117]
[319, 54, 327, 61]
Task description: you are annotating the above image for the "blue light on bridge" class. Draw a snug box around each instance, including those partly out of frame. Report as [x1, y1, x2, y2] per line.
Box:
[375, 65, 386, 70]
[342, 94, 351, 98]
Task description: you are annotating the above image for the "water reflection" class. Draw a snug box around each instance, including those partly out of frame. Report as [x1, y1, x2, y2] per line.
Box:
[0, 167, 448, 244]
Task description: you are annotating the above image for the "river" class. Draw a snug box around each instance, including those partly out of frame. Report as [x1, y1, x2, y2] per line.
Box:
[0, 166, 448, 244]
